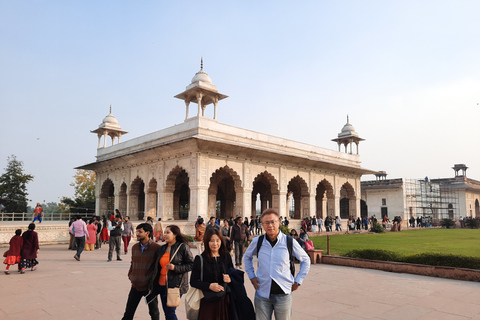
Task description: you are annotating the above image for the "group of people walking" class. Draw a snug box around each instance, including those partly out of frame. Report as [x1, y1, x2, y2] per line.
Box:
[5, 207, 311, 320]
[68, 210, 135, 262]
[3, 223, 40, 274]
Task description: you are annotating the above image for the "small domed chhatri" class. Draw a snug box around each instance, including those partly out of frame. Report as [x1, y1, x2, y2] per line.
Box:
[338, 115, 359, 138]
[91, 105, 128, 148]
[99, 107, 121, 130]
[332, 115, 364, 154]
[175, 58, 228, 121]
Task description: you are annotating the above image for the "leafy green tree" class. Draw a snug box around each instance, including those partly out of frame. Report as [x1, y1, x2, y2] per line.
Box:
[60, 170, 96, 214]
[0, 155, 34, 213]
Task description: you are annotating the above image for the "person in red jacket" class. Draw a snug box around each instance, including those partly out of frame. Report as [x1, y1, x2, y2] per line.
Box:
[3, 229, 23, 274]
[32, 203, 43, 223]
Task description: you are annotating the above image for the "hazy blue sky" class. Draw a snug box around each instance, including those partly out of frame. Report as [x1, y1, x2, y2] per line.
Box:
[1, 1, 480, 207]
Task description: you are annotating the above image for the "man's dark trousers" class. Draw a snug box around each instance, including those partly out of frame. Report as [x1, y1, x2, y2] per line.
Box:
[108, 235, 121, 260]
[122, 287, 159, 320]
[74, 236, 86, 258]
[235, 240, 245, 266]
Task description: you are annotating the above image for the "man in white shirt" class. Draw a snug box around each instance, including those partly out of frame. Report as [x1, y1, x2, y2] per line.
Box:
[244, 209, 310, 320]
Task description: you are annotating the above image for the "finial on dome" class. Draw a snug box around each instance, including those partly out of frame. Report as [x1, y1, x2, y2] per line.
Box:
[347, 114, 349, 124]
[200, 57, 203, 70]
[110, 104, 112, 114]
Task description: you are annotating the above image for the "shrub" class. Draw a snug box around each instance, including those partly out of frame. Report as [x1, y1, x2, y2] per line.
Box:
[440, 218, 456, 229]
[369, 222, 385, 233]
[403, 253, 480, 270]
[344, 249, 400, 261]
[343, 249, 480, 270]
[465, 218, 479, 229]
[280, 224, 290, 235]
[183, 234, 194, 242]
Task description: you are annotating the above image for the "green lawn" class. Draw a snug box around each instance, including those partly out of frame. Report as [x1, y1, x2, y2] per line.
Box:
[310, 229, 480, 258]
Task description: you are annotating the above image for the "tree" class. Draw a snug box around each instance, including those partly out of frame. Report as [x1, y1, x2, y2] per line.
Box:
[0, 155, 34, 213]
[60, 170, 96, 214]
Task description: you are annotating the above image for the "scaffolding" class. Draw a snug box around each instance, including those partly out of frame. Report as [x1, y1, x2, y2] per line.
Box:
[404, 179, 459, 220]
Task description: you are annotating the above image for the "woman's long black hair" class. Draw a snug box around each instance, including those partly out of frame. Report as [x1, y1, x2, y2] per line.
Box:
[166, 225, 189, 244]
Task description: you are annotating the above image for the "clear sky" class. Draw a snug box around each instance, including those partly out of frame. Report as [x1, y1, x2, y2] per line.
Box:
[1, 1, 480, 208]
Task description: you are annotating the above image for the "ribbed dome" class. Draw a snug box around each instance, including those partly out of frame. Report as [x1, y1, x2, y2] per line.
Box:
[102, 113, 119, 125]
[98, 106, 122, 130]
[338, 116, 359, 138]
[191, 69, 212, 84]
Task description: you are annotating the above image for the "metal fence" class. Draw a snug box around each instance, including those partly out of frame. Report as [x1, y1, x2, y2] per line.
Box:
[0, 212, 75, 221]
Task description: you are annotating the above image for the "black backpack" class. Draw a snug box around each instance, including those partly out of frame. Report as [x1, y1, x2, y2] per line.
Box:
[256, 234, 295, 276]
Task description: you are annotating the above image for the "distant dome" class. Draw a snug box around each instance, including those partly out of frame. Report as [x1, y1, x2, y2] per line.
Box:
[102, 113, 119, 125]
[338, 116, 359, 138]
[98, 107, 122, 130]
[191, 69, 212, 84]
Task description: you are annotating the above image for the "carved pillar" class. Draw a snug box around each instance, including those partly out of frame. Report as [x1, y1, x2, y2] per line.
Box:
[213, 98, 218, 120]
[185, 101, 190, 120]
[196, 92, 203, 117]
[190, 186, 209, 221]
[103, 133, 108, 148]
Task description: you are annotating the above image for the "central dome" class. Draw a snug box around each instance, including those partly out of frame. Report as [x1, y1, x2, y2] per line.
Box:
[338, 116, 359, 138]
[191, 69, 212, 84]
[102, 113, 119, 125]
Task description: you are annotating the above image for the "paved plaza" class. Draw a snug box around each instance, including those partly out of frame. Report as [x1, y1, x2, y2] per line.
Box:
[1, 240, 480, 319]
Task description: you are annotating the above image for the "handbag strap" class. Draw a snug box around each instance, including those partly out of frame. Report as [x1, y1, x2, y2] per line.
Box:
[199, 254, 203, 281]
[166, 243, 183, 288]
[169, 243, 183, 263]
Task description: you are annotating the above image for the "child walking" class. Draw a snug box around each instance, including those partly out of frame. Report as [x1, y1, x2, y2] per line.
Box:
[3, 229, 23, 275]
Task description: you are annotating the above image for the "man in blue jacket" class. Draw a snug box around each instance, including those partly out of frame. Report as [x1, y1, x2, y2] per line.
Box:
[244, 208, 310, 320]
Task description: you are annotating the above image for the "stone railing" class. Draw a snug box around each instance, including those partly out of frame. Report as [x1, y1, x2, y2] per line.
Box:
[0, 212, 74, 221]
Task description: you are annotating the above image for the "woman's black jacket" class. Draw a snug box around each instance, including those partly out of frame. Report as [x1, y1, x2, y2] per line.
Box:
[152, 242, 194, 295]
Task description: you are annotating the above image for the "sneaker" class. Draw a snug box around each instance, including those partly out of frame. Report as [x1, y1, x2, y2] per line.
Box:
[31, 266, 37, 271]
[74, 255, 80, 261]
[4, 271, 10, 275]
[20, 270, 25, 274]
[107, 259, 112, 262]
[117, 258, 122, 261]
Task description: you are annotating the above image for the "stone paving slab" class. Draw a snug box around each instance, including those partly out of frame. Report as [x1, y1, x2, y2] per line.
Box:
[1, 242, 480, 320]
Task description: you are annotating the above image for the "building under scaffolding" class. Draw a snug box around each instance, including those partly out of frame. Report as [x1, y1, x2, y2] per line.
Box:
[404, 179, 459, 220]
[361, 164, 480, 223]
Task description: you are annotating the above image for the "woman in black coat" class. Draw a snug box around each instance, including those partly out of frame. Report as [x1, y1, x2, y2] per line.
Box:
[153, 225, 194, 320]
[190, 228, 234, 320]
[21, 223, 39, 273]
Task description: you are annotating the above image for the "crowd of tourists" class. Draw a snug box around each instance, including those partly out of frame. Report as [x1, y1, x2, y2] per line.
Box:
[4, 208, 311, 320]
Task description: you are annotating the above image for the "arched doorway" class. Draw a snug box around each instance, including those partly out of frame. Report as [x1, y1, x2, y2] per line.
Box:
[252, 171, 279, 218]
[130, 177, 145, 220]
[209, 166, 242, 219]
[287, 176, 309, 219]
[339, 182, 356, 219]
[360, 199, 368, 218]
[315, 179, 334, 218]
[166, 167, 190, 220]
[99, 179, 114, 216]
[448, 203, 454, 219]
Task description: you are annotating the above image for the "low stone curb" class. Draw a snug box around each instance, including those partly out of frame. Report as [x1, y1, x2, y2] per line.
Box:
[322, 255, 480, 282]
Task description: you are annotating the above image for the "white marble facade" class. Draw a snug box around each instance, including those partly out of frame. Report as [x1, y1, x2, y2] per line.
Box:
[79, 64, 374, 223]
